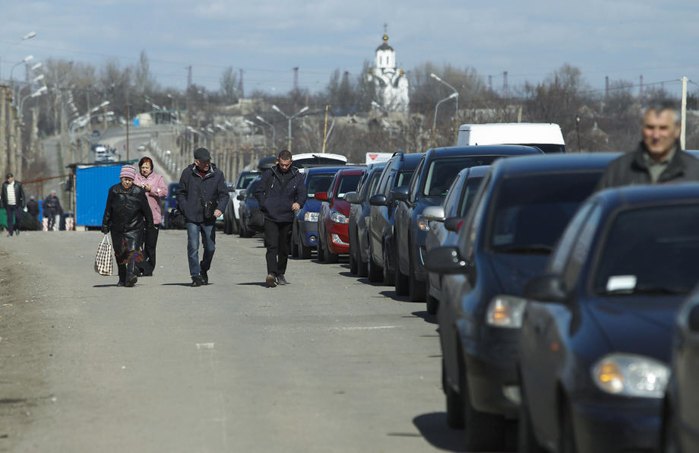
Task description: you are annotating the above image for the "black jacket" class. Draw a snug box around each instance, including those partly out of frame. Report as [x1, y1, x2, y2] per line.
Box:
[176, 163, 230, 224]
[102, 183, 154, 235]
[1, 181, 25, 209]
[254, 166, 307, 222]
[597, 141, 699, 190]
[43, 195, 63, 217]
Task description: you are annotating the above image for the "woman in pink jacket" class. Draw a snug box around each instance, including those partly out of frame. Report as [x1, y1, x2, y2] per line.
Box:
[134, 156, 168, 276]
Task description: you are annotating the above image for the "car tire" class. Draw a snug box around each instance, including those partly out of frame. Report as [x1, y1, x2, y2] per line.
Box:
[661, 400, 681, 453]
[394, 254, 409, 296]
[426, 278, 439, 315]
[231, 212, 239, 234]
[445, 359, 464, 429]
[357, 257, 369, 278]
[291, 224, 299, 258]
[299, 238, 312, 259]
[367, 244, 383, 283]
[382, 246, 395, 286]
[317, 233, 326, 262]
[325, 240, 339, 263]
[559, 400, 578, 453]
[223, 215, 233, 235]
[518, 378, 546, 453]
[349, 242, 358, 274]
[408, 248, 426, 302]
[462, 361, 506, 452]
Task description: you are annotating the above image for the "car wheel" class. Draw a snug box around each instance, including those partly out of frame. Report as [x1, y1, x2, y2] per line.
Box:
[426, 278, 439, 315]
[291, 224, 299, 258]
[662, 400, 681, 453]
[462, 361, 506, 452]
[559, 400, 578, 453]
[223, 214, 233, 235]
[238, 218, 247, 238]
[325, 239, 339, 263]
[408, 248, 426, 302]
[444, 359, 464, 429]
[317, 233, 326, 262]
[231, 211, 239, 234]
[367, 244, 383, 283]
[382, 246, 395, 286]
[518, 377, 546, 453]
[299, 236, 312, 259]
[357, 255, 368, 278]
[349, 239, 358, 274]
[394, 250, 409, 296]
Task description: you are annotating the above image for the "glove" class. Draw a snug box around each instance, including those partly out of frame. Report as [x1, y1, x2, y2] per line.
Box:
[101, 226, 110, 234]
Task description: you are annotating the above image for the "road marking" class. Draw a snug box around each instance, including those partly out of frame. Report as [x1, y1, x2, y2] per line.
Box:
[195, 342, 215, 350]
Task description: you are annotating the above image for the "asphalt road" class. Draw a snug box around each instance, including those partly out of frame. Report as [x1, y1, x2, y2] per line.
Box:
[0, 230, 469, 452]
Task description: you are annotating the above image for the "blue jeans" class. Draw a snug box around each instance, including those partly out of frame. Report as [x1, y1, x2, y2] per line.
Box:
[186, 222, 216, 278]
[6, 205, 20, 235]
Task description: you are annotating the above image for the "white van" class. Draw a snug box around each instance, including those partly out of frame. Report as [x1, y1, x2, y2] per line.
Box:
[456, 123, 566, 153]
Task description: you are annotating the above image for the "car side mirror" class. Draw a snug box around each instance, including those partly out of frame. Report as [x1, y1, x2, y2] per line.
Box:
[236, 190, 247, 201]
[523, 274, 568, 303]
[688, 304, 699, 333]
[390, 185, 410, 203]
[444, 216, 464, 232]
[422, 205, 446, 222]
[315, 191, 329, 202]
[424, 246, 469, 274]
[345, 191, 360, 204]
[369, 194, 387, 206]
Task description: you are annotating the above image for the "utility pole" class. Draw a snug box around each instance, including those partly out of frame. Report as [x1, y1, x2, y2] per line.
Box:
[125, 103, 131, 161]
[293, 67, 299, 92]
[681, 76, 688, 150]
[322, 105, 330, 153]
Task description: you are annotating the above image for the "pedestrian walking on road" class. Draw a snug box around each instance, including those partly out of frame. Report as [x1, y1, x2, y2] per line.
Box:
[43, 190, 63, 231]
[254, 149, 307, 287]
[597, 101, 699, 189]
[101, 165, 154, 287]
[176, 147, 230, 287]
[134, 156, 168, 276]
[1, 172, 26, 237]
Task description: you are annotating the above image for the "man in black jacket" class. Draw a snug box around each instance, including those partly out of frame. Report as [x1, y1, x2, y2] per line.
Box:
[176, 147, 230, 287]
[597, 102, 699, 189]
[1, 173, 25, 237]
[254, 149, 307, 287]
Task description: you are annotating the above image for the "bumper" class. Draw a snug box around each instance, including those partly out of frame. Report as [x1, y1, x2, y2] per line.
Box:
[327, 224, 350, 254]
[299, 221, 319, 247]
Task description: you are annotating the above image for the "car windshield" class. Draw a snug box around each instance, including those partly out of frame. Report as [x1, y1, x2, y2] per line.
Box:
[237, 173, 258, 189]
[488, 172, 601, 253]
[395, 170, 414, 188]
[338, 174, 362, 197]
[306, 174, 334, 195]
[594, 205, 699, 296]
[423, 157, 498, 197]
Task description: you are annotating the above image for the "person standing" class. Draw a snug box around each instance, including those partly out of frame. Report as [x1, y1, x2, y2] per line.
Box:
[597, 102, 699, 189]
[101, 165, 154, 287]
[1, 173, 26, 237]
[26, 195, 40, 230]
[254, 149, 307, 288]
[43, 190, 63, 231]
[134, 156, 168, 276]
[176, 147, 230, 287]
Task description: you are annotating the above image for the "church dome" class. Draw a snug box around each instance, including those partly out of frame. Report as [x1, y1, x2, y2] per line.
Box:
[376, 33, 394, 52]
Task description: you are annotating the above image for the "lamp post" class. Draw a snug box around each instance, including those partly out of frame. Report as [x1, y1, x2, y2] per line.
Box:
[271, 105, 308, 152]
[430, 72, 459, 118]
[255, 115, 276, 150]
[10, 55, 33, 82]
[432, 92, 458, 144]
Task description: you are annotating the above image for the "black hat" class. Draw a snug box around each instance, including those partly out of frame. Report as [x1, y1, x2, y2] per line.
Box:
[193, 147, 211, 161]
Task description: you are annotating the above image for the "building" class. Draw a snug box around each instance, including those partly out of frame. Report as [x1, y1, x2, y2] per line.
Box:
[368, 33, 409, 113]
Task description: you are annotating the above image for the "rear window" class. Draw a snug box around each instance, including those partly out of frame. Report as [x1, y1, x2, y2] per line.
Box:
[423, 157, 498, 197]
[236, 173, 259, 189]
[306, 174, 334, 195]
[487, 172, 601, 253]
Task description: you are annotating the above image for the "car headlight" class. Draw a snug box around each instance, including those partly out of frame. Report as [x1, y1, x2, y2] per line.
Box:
[486, 295, 527, 328]
[417, 217, 430, 232]
[592, 354, 669, 398]
[330, 211, 348, 224]
[304, 212, 319, 222]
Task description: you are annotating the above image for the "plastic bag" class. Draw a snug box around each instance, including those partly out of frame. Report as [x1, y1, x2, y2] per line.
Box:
[94, 234, 114, 276]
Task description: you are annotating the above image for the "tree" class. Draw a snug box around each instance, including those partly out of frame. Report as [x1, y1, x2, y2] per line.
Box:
[219, 67, 239, 104]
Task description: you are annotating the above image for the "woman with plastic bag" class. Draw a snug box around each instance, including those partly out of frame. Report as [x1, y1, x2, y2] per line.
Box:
[101, 165, 154, 287]
[133, 156, 168, 276]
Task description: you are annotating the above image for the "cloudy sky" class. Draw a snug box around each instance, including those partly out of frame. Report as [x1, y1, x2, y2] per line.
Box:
[1, 0, 698, 96]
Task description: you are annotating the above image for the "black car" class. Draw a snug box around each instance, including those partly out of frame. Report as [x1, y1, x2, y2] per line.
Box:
[393, 145, 543, 301]
[425, 153, 618, 451]
[346, 161, 387, 276]
[518, 183, 699, 453]
[223, 170, 259, 235]
[237, 176, 264, 238]
[367, 152, 423, 284]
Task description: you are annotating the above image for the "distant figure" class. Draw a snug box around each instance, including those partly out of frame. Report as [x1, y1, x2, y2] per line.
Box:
[43, 190, 63, 231]
[1, 172, 26, 237]
[26, 195, 39, 220]
[597, 101, 699, 189]
[134, 156, 167, 276]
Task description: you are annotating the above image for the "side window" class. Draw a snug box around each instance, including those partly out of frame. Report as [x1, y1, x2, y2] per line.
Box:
[408, 158, 424, 200]
[442, 176, 462, 217]
[367, 172, 382, 197]
[327, 174, 338, 199]
[376, 161, 393, 194]
[549, 202, 594, 274]
[562, 204, 602, 289]
[457, 174, 491, 261]
[383, 171, 397, 196]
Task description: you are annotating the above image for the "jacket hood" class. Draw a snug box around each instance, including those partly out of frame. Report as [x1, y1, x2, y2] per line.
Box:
[487, 253, 549, 294]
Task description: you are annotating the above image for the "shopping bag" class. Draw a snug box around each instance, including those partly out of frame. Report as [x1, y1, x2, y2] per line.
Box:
[94, 234, 114, 276]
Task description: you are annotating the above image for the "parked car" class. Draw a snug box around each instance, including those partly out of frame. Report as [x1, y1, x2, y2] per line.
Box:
[425, 152, 618, 451]
[315, 167, 365, 263]
[163, 182, 184, 229]
[291, 166, 346, 259]
[346, 161, 387, 276]
[223, 170, 260, 234]
[237, 176, 264, 238]
[367, 152, 423, 284]
[518, 183, 699, 453]
[394, 145, 543, 301]
[421, 165, 489, 314]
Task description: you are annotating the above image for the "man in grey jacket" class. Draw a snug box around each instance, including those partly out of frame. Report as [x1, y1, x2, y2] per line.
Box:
[597, 102, 699, 189]
[176, 147, 230, 287]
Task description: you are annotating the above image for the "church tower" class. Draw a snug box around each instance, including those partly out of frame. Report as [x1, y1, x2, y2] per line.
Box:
[367, 30, 409, 113]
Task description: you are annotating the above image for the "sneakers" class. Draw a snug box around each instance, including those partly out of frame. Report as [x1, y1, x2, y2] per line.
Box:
[201, 270, 209, 285]
[266, 274, 278, 288]
[191, 276, 204, 287]
[277, 275, 289, 285]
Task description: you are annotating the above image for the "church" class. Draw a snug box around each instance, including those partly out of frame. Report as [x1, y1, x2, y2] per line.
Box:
[367, 32, 410, 113]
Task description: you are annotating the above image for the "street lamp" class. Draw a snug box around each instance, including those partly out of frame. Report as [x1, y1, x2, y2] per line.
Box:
[430, 72, 459, 117]
[432, 92, 459, 142]
[256, 115, 276, 150]
[10, 55, 33, 82]
[272, 105, 308, 152]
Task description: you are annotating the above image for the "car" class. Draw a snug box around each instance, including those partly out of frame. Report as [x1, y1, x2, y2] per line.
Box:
[518, 183, 699, 453]
[421, 165, 489, 314]
[424, 152, 618, 451]
[223, 170, 260, 234]
[346, 162, 387, 276]
[162, 182, 184, 229]
[315, 167, 365, 263]
[367, 152, 423, 284]
[237, 176, 264, 238]
[291, 166, 346, 259]
[393, 145, 544, 301]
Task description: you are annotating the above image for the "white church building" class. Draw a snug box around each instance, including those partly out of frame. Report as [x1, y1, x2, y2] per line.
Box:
[368, 33, 410, 113]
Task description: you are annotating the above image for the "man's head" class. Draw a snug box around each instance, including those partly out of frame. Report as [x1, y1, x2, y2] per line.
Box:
[277, 149, 293, 173]
[6, 172, 13, 182]
[193, 147, 211, 172]
[641, 102, 680, 161]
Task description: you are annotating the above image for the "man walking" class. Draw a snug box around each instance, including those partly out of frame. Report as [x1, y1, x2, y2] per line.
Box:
[43, 190, 63, 231]
[1, 173, 25, 237]
[176, 147, 230, 287]
[254, 149, 307, 287]
[597, 102, 699, 189]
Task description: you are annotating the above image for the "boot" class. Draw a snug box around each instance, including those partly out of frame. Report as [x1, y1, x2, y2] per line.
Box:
[117, 264, 127, 287]
[125, 257, 138, 287]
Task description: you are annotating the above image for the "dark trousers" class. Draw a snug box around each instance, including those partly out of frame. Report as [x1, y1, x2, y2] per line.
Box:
[6, 205, 20, 235]
[264, 219, 292, 276]
[141, 225, 159, 274]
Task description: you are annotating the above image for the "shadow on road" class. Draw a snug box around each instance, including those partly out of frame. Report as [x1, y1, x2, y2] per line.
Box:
[413, 412, 467, 452]
[411, 310, 437, 324]
[93, 283, 119, 288]
[161, 282, 201, 287]
[237, 282, 268, 287]
[379, 290, 411, 302]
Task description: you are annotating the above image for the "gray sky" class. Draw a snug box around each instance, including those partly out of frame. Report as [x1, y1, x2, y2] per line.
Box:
[1, 0, 698, 96]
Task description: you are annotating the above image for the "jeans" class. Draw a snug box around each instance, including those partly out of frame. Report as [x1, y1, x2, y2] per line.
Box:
[264, 219, 292, 276]
[5, 205, 20, 235]
[186, 222, 216, 277]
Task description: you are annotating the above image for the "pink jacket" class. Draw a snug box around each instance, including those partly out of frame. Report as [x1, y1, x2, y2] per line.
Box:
[134, 171, 168, 225]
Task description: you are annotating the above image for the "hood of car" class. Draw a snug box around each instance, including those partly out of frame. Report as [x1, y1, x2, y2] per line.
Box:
[303, 198, 321, 213]
[487, 253, 550, 295]
[583, 298, 683, 361]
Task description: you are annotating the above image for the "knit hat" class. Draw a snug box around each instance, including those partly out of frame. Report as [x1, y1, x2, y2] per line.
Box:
[120, 165, 137, 180]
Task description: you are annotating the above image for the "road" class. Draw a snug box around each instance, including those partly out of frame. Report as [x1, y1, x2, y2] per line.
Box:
[0, 230, 468, 452]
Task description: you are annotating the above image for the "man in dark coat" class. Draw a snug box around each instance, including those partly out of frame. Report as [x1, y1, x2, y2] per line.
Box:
[1, 172, 26, 237]
[101, 165, 154, 287]
[254, 149, 307, 287]
[43, 190, 63, 231]
[176, 147, 230, 287]
[597, 102, 699, 189]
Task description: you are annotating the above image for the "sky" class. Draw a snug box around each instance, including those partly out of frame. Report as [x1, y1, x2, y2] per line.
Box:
[1, 0, 698, 97]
